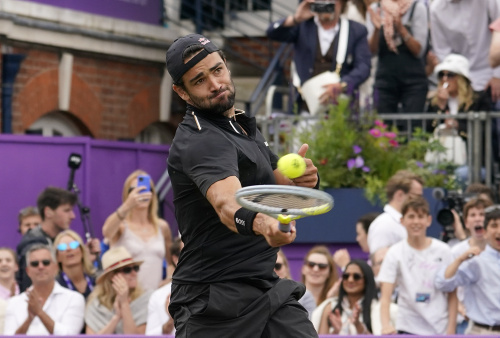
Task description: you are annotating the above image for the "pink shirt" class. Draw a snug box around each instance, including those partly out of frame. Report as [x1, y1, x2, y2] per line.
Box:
[0, 283, 19, 300]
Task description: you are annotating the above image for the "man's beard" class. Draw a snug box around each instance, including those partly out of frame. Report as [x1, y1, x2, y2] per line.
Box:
[188, 80, 236, 116]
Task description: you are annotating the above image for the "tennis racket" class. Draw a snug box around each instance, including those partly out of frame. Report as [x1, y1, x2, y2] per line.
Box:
[235, 185, 334, 232]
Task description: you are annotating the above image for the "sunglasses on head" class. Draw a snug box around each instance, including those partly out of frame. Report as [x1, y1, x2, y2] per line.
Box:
[342, 272, 363, 281]
[30, 259, 51, 268]
[485, 205, 500, 214]
[275, 263, 283, 270]
[306, 261, 329, 270]
[57, 241, 80, 251]
[116, 265, 140, 274]
[438, 71, 457, 79]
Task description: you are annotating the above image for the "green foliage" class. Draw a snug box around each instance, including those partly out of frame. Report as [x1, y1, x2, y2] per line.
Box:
[296, 98, 458, 204]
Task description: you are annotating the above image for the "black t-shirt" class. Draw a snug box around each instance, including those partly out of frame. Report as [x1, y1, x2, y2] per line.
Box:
[168, 105, 279, 287]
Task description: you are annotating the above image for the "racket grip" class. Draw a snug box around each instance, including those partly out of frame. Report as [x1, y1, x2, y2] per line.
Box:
[279, 223, 291, 233]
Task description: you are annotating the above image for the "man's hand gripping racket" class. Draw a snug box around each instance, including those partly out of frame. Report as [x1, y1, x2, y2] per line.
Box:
[235, 185, 334, 232]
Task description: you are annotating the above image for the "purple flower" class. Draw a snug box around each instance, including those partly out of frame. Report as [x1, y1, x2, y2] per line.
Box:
[353, 145, 362, 154]
[416, 161, 424, 168]
[347, 158, 356, 170]
[354, 156, 364, 168]
[369, 129, 382, 138]
[362, 166, 370, 172]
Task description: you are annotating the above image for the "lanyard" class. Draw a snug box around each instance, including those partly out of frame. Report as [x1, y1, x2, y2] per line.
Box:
[61, 271, 94, 292]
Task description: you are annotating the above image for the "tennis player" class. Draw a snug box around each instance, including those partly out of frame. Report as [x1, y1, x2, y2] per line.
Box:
[165, 34, 320, 337]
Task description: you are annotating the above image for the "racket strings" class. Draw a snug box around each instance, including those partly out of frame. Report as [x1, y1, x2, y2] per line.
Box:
[243, 193, 325, 209]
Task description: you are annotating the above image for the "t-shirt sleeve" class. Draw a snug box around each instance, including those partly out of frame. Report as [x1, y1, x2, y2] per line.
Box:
[183, 132, 239, 196]
[376, 245, 399, 284]
[490, 17, 500, 31]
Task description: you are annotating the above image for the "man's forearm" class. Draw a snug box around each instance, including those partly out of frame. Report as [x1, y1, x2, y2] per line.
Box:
[15, 316, 33, 335]
[37, 310, 55, 334]
[444, 256, 464, 279]
[446, 290, 458, 334]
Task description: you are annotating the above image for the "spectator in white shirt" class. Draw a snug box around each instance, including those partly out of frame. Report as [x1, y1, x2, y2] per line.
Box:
[4, 244, 85, 335]
[367, 170, 424, 254]
[435, 204, 500, 335]
[145, 237, 183, 335]
[430, 0, 500, 103]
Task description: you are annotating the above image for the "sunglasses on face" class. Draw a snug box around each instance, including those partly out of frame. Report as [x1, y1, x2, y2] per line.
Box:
[116, 265, 140, 274]
[275, 263, 283, 270]
[30, 259, 51, 268]
[306, 261, 329, 270]
[438, 71, 457, 79]
[342, 272, 363, 281]
[57, 241, 80, 251]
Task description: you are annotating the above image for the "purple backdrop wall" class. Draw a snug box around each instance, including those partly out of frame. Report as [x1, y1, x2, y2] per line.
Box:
[18, 0, 163, 25]
[0, 135, 175, 249]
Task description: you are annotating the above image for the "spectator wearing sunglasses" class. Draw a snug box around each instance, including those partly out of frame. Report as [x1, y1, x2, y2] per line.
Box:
[435, 205, 500, 335]
[103, 170, 173, 291]
[378, 196, 456, 335]
[4, 244, 85, 335]
[16, 187, 77, 292]
[426, 54, 491, 133]
[314, 259, 396, 334]
[85, 246, 152, 335]
[274, 249, 316, 319]
[301, 245, 339, 307]
[53, 230, 97, 301]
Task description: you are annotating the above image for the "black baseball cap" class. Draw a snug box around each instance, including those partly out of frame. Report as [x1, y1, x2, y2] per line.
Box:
[166, 34, 220, 84]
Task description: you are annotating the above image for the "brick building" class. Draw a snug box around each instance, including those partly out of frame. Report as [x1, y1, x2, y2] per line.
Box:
[0, 0, 293, 143]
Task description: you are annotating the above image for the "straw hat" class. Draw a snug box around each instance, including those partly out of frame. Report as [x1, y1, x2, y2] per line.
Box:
[96, 246, 143, 284]
[434, 54, 471, 82]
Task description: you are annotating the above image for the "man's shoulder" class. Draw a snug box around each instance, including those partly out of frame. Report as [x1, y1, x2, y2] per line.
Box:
[430, 238, 452, 253]
[369, 211, 397, 230]
[347, 19, 368, 34]
[17, 227, 50, 253]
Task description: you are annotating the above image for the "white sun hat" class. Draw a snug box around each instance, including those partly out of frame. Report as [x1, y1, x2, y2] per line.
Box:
[434, 54, 471, 82]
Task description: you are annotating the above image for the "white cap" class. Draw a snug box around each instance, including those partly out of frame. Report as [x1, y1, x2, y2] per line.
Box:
[434, 54, 471, 82]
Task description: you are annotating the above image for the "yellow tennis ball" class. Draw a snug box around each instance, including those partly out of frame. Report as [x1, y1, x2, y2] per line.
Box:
[278, 153, 306, 179]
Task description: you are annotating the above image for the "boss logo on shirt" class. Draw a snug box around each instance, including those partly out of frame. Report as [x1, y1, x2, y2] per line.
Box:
[236, 218, 246, 226]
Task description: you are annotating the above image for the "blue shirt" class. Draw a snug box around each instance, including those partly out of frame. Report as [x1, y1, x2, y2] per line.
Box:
[435, 245, 500, 326]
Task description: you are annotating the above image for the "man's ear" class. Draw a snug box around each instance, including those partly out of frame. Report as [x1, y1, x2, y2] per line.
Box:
[173, 84, 189, 102]
[44, 206, 53, 219]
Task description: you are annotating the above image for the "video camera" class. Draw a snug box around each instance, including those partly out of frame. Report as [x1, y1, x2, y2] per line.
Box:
[310, 0, 336, 13]
[433, 188, 477, 242]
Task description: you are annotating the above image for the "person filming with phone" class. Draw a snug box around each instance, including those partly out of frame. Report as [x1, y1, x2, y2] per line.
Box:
[266, 0, 371, 114]
[102, 170, 173, 292]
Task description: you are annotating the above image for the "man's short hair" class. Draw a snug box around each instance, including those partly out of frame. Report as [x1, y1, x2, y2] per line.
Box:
[357, 212, 380, 233]
[26, 243, 56, 264]
[401, 195, 430, 217]
[36, 187, 77, 220]
[18, 206, 40, 225]
[385, 170, 424, 201]
[170, 237, 183, 257]
[465, 183, 494, 202]
[463, 197, 493, 220]
[484, 205, 500, 229]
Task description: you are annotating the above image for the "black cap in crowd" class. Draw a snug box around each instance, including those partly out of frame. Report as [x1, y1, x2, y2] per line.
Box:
[166, 34, 220, 84]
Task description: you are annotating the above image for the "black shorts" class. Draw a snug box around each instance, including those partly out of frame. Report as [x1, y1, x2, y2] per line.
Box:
[169, 278, 317, 338]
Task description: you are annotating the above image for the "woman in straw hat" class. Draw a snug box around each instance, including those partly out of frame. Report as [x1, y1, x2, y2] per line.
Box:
[84, 246, 152, 334]
[103, 170, 173, 291]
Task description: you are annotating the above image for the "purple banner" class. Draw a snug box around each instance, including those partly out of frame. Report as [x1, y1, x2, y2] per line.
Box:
[18, 0, 163, 25]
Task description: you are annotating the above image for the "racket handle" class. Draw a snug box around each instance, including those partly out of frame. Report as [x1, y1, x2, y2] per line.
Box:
[279, 223, 291, 232]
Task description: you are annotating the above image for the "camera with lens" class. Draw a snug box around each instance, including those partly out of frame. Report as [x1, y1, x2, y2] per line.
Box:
[433, 188, 476, 242]
[310, 0, 336, 13]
